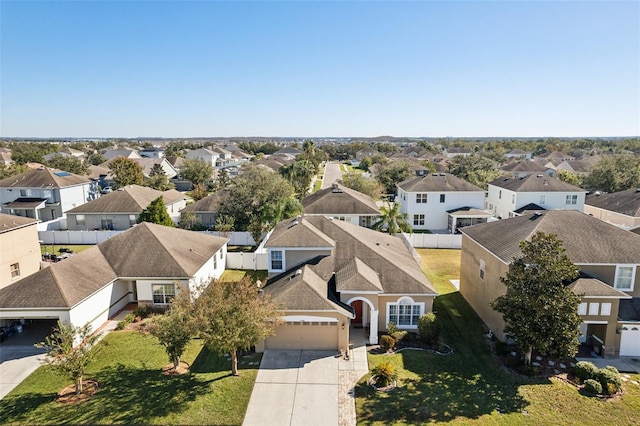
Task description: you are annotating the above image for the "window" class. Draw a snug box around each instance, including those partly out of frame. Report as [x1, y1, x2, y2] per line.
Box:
[578, 303, 587, 315]
[539, 195, 546, 205]
[440, 194, 445, 203]
[416, 194, 428, 204]
[601, 303, 612, 316]
[512, 194, 515, 204]
[10, 263, 20, 279]
[270, 250, 283, 270]
[129, 215, 137, 226]
[479, 260, 485, 280]
[614, 265, 635, 290]
[152, 284, 175, 305]
[565, 195, 577, 205]
[101, 219, 113, 230]
[214, 255, 218, 269]
[388, 297, 424, 327]
[20, 189, 31, 197]
[413, 214, 425, 226]
[220, 248, 223, 260]
[589, 303, 599, 315]
[499, 190, 502, 199]
[76, 215, 85, 226]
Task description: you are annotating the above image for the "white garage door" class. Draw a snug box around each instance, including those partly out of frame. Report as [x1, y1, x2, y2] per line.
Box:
[266, 322, 338, 351]
[620, 325, 640, 356]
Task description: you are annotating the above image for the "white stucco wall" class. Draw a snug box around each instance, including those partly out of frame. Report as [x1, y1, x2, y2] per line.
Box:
[68, 281, 119, 332]
[486, 185, 585, 219]
[398, 189, 486, 230]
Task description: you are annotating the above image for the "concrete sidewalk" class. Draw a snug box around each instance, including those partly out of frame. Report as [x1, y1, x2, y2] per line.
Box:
[575, 356, 640, 373]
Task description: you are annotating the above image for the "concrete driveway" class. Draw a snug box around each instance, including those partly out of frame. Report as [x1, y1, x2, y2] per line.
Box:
[322, 162, 344, 189]
[243, 350, 339, 426]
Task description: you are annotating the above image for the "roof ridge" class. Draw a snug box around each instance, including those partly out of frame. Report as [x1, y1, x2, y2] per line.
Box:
[142, 223, 191, 276]
[48, 265, 72, 307]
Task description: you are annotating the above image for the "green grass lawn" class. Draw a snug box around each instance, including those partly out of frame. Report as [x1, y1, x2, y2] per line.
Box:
[313, 178, 323, 192]
[220, 269, 268, 283]
[40, 244, 93, 255]
[0, 332, 261, 425]
[355, 249, 640, 425]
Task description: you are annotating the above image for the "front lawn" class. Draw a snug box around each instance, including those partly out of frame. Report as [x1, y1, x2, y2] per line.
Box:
[220, 269, 268, 283]
[355, 249, 640, 425]
[0, 332, 261, 425]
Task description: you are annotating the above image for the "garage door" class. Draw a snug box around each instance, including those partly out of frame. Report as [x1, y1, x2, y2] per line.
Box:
[620, 325, 640, 356]
[265, 321, 338, 350]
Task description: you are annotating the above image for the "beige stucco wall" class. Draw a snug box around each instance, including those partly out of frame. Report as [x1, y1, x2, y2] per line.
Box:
[584, 204, 640, 229]
[0, 223, 41, 288]
[285, 249, 332, 272]
[579, 264, 640, 298]
[578, 296, 621, 358]
[377, 295, 435, 332]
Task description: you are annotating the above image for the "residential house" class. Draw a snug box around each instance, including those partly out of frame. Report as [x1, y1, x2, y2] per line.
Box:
[0, 214, 40, 289]
[210, 147, 233, 168]
[102, 149, 141, 161]
[42, 147, 85, 162]
[355, 147, 379, 161]
[0, 167, 98, 222]
[138, 147, 165, 159]
[258, 215, 437, 352]
[301, 183, 380, 227]
[397, 173, 489, 233]
[443, 148, 472, 158]
[552, 159, 596, 177]
[184, 148, 219, 168]
[65, 185, 187, 230]
[0, 223, 227, 334]
[273, 147, 302, 159]
[486, 174, 586, 219]
[459, 210, 640, 358]
[584, 189, 640, 230]
[499, 160, 555, 178]
[504, 149, 532, 160]
[134, 157, 178, 179]
[181, 192, 226, 229]
[533, 151, 575, 163]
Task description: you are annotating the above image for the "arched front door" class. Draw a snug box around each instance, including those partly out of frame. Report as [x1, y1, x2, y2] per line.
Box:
[351, 300, 363, 327]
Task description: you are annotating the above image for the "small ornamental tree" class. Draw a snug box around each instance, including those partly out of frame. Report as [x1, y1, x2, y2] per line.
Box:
[194, 277, 282, 376]
[138, 196, 175, 227]
[35, 321, 101, 395]
[491, 232, 581, 365]
[108, 157, 144, 187]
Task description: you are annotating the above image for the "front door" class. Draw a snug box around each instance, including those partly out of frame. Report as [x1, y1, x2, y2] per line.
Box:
[352, 300, 363, 327]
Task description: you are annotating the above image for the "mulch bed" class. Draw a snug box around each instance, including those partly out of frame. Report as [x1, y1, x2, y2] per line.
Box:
[162, 361, 190, 376]
[57, 380, 99, 404]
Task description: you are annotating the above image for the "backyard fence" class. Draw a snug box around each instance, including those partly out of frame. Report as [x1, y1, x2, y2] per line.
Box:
[405, 233, 463, 249]
[226, 252, 268, 270]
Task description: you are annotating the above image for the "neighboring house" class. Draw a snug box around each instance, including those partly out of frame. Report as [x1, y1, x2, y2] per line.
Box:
[184, 148, 219, 168]
[397, 173, 489, 233]
[102, 149, 141, 161]
[133, 157, 178, 179]
[355, 147, 379, 161]
[486, 174, 586, 219]
[301, 183, 380, 228]
[552, 159, 595, 177]
[181, 192, 226, 229]
[0, 213, 40, 289]
[258, 215, 437, 352]
[0, 167, 98, 222]
[273, 147, 302, 159]
[0, 223, 227, 334]
[584, 189, 640, 230]
[254, 156, 294, 172]
[459, 210, 640, 358]
[533, 151, 575, 163]
[210, 147, 233, 168]
[65, 185, 187, 230]
[443, 148, 472, 158]
[504, 149, 532, 160]
[138, 147, 165, 159]
[499, 160, 555, 178]
[42, 147, 85, 162]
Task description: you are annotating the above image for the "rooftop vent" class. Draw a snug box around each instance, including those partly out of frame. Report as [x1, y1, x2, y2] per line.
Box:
[295, 269, 302, 276]
[439, 173, 446, 176]
[536, 174, 543, 178]
[432, 173, 438, 176]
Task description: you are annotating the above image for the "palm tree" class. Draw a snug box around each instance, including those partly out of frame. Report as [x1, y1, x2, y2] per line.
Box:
[372, 201, 412, 234]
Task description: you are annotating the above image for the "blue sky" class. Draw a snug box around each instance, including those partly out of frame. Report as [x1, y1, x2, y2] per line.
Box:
[1, 1, 638, 138]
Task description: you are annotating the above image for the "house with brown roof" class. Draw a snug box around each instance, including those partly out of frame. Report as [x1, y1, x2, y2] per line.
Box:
[301, 183, 380, 228]
[181, 191, 227, 229]
[584, 189, 640, 230]
[0, 223, 228, 335]
[499, 160, 555, 178]
[486, 174, 586, 219]
[258, 215, 437, 352]
[0, 214, 40, 289]
[459, 211, 640, 358]
[397, 173, 490, 233]
[65, 185, 188, 230]
[0, 167, 98, 222]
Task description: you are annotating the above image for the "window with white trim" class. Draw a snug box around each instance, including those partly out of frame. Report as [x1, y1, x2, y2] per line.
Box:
[270, 250, 283, 270]
[578, 303, 587, 315]
[214, 254, 217, 269]
[479, 259, 485, 280]
[614, 265, 636, 291]
[129, 214, 137, 226]
[413, 214, 425, 226]
[416, 194, 428, 204]
[588, 303, 599, 315]
[512, 194, 515, 204]
[565, 195, 577, 205]
[10, 263, 20, 279]
[152, 284, 175, 305]
[539, 195, 546, 205]
[440, 194, 445, 203]
[387, 297, 424, 328]
[601, 303, 612, 316]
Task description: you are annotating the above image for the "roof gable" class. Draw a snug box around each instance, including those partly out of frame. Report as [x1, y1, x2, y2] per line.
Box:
[301, 184, 380, 216]
[488, 174, 585, 192]
[264, 217, 336, 248]
[398, 173, 484, 192]
[0, 168, 91, 189]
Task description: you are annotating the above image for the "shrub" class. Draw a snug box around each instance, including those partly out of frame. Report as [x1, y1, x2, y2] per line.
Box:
[380, 335, 395, 352]
[603, 365, 619, 374]
[584, 379, 602, 396]
[387, 322, 399, 335]
[596, 368, 622, 395]
[575, 361, 598, 382]
[504, 353, 521, 368]
[133, 306, 151, 319]
[392, 331, 408, 346]
[418, 312, 439, 344]
[495, 341, 511, 356]
[372, 361, 398, 387]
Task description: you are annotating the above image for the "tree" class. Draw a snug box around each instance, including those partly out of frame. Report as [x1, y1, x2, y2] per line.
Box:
[188, 183, 210, 201]
[46, 155, 89, 175]
[280, 160, 316, 199]
[215, 214, 235, 238]
[144, 173, 175, 191]
[35, 321, 101, 395]
[372, 201, 412, 234]
[375, 161, 414, 194]
[180, 159, 214, 185]
[87, 152, 106, 166]
[556, 170, 582, 187]
[194, 277, 282, 376]
[448, 155, 502, 189]
[108, 157, 144, 187]
[179, 210, 202, 230]
[583, 155, 640, 193]
[490, 232, 581, 365]
[340, 172, 384, 199]
[0, 163, 28, 179]
[214, 168, 231, 191]
[138, 196, 174, 227]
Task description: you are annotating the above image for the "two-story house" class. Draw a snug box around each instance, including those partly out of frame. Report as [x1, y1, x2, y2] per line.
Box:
[459, 210, 640, 358]
[584, 189, 640, 230]
[0, 213, 41, 290]
[184, 148, 219, 168]
[397, 173, 490, 233]
[0, 167, 98, 222]
[486, 174, 586, 219]
[301, 183, 380, 228]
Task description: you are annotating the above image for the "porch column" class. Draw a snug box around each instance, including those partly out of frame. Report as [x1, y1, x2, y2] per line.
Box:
[369, 310, 379, 345]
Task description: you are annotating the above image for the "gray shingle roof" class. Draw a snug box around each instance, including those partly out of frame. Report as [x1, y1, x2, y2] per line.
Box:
[183, 191, 227, 213]
[500, 161, 552, 173]
[586, 189, 640, 217]
[302, 184, 380, 216]
[568, 277, 632, 298]
[0, 168, 91, 188]
[488, 174, 585, 192]
[66, 185, 185, 214]
[335, 258, 383, 292]
[0, 213, 39, 233]
[264, 217, 336, 249]
[398, 173, 484, 192]
[461, 210, 640, 264]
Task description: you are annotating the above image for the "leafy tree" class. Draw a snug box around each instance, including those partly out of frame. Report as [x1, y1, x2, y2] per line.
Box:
[448, 154, 502, 189]
[138, 196, 174, 227]
[144, 173, 175, 191]
[46, 155, 89, 175]
[179, 210, 202, 230]
[180, 159, 214, 185]
[10, 142, 58, 164]
[583, 155, 640, 192]
[358, 156, 372, 171]
[556, 170, 583, 187]
[0, 163, 28, 179]
[372, 201, 412, 234]
[108, 157, 144, 187]
[280, 160, 316, 199]
[149, 163, 165, 176]
[340, 172, 384, 199]
[490, 232, 581, 365]
[214, 168, 231, 190]
[215, 214, 235, 238]
[375, 161, 414, 194]
[188, 183, 210, 201]
[87, 152, 107, 166]
[194, 277, 282, 376]
[35, 321, 101, 395]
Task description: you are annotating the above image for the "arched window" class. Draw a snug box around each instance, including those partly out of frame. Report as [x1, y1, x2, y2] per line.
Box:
[387, 296, 424, 328]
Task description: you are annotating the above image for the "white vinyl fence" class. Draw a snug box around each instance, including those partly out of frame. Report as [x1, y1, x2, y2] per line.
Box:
[405, 233, 463, 249]
[38, 230, 258, 246]
[226, 252, 268, 270]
